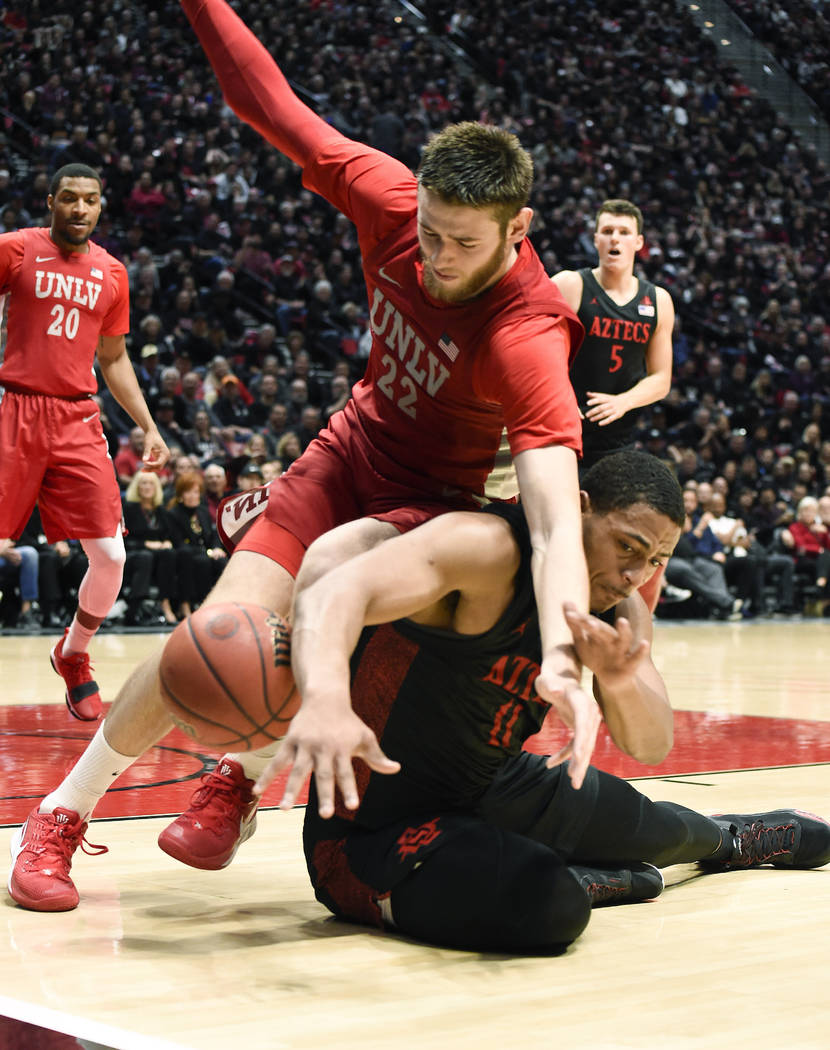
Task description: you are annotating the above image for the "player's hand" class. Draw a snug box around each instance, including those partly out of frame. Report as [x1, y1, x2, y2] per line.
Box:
[253, 702, 400, 818]
[563, 603, 648, 691]
[141, 427, 171, 471]
[534, 656, 601, 791]
[584, 391, 626, 426]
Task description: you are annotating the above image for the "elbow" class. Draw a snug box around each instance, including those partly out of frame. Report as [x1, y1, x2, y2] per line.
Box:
[628, 723, 673, 766]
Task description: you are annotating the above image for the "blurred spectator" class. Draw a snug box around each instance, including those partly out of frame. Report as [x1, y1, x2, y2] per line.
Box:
[166, 472, 227, 618]
[185, 408, 228, 467]
[122, 471, 178, 626]
[663, 490, 741, 619]
[114, 427, 146, 489]
[203, 462, 230, 522]
[0, 536, 40, 629]
[213, 374, 253, 429]
[706, 490, 766, 617]
[276, 430, 303, 471]
[779, 495, 830, 612]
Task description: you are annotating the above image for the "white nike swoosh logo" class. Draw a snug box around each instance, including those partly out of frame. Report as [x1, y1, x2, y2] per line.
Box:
[36, 255, 57, 262]
[82, 412, 97, 423]
[378, 265, 401, 288]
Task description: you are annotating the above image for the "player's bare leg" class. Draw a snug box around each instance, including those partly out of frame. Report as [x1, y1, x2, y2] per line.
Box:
[161, 517, 401, 869]
[8, 551, 293, 910]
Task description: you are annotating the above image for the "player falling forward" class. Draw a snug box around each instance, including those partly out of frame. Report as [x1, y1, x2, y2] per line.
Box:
[5, 0, 603, 905]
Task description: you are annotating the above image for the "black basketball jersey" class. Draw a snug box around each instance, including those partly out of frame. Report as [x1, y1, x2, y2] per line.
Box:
[569, 268, 658, 463]
[346, 502, 547, 828]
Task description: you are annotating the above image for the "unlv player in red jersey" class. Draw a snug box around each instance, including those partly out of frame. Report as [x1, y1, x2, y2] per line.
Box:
[0, 164, 169, 721]
[553, 199, 675, 611]
[4, 0, 603, 911]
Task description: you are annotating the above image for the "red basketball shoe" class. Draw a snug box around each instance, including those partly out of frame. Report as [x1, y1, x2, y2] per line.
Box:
[8, 807, 108, 912]
[50, 629, 103, 721]
[157, 759, 259, 870]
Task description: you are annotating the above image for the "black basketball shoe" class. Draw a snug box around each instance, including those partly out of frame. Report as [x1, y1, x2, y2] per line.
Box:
[701, 810, 830, 870]
[570, 862, 664, 906]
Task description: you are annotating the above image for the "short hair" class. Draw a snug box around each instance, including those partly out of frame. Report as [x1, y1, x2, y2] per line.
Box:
[174, 471, 204, 500]
[417, 122, 533, 228]
[124, 470, 163, 507]
[595, 198, 643, 234]
[582, 451, 685, 527]
[49, 164, 102, 198]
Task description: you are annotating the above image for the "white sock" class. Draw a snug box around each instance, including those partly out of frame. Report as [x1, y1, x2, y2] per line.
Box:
[225, 742, 281, 782]
[40, 724, 138, 822]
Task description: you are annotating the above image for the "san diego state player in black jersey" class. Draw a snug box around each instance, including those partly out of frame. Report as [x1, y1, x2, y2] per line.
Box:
[257, 452, 830, 953]
[553, 199, 675, 471]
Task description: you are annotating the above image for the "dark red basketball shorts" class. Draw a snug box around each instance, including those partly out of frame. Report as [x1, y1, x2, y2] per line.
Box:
[0, 391, 122, 542]
[234, 408, 479, 576]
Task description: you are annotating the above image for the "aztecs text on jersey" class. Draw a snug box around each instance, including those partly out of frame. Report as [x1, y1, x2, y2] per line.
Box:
[344, 503, 549, 827]
[569, 267, 658, 455]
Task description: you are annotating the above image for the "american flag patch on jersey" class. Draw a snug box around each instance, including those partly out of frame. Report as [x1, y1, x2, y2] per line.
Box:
[438, 332, 460, 361]
[90, 267, 104, 279]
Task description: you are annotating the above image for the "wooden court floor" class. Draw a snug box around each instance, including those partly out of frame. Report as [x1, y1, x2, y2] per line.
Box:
[1, 621, 829, 1050]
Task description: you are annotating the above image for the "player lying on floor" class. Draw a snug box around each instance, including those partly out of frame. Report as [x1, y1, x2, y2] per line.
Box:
[250, 451, 830, 953]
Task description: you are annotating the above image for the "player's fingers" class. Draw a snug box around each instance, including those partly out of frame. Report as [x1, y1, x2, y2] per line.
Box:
[362, 739, 401, 776]
[254, 742, 295, 798]
[563, 603, 589, 641]
[545, 741, 573, 769]
[311, 760, 338, 818]
[333, 752, 360, 811]
[278, 764, 309, 811]
[568, 700, 601, 790]
[614, 615, 633, 647]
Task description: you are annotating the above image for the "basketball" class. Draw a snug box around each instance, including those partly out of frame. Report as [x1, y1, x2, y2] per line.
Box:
[158, 602, 300, 751]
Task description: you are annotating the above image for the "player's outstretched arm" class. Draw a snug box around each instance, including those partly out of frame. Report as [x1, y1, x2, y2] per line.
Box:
[514, 445, 601, 790]
[181, 0, 342, 167]
[564, 593, 673, 765]
[256, 513, 519, 815]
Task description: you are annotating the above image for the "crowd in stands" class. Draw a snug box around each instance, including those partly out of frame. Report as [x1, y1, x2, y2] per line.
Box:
[729, 0, 830, 121]
[1, 0, 830, 628]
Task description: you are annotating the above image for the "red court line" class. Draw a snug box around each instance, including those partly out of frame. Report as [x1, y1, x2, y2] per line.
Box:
[1, 704, 829, 825]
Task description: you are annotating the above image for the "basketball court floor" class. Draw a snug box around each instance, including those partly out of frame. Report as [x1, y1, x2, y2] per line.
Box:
[1, 621, 829, 1050]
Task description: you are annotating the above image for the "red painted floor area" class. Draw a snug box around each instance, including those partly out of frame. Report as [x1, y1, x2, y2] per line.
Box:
[1, 703, 829, 826]
[0, 703, 307, 826]
[525, 708, 830, 779]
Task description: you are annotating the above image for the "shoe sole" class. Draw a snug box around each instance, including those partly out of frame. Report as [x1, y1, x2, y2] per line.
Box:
[7, 822, 78, 912]
[157, 811, 258, 871]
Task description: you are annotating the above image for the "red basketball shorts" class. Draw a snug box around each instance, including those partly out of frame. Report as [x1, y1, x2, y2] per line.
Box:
[0, 391, 122, 542]
[230, 406, 480, 576]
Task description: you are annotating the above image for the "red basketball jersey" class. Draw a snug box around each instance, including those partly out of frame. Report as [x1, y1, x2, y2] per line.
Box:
[304, 139, 584, 493]
[0, 227, 129, 397]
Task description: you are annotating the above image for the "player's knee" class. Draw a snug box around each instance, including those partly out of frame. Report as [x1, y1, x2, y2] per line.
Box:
[509, 854, 592, 948]
[299, 519, 398, 590]
[391, 827, 591, 952]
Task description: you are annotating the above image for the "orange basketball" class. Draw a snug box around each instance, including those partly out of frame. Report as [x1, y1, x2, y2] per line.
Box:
[159, 602, 299, 750]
